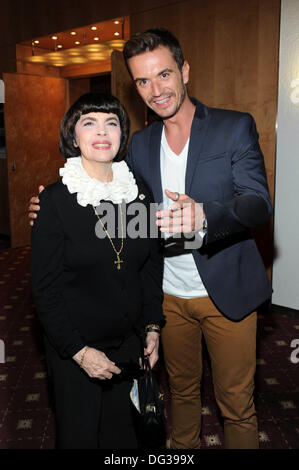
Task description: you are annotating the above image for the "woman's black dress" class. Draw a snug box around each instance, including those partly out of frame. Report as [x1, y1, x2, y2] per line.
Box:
[31, 177, 164, 449]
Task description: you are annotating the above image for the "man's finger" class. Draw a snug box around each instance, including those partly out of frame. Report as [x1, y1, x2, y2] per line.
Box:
[158, 216, 194, 232]
[160, 224, 188, 233]
[165, 189, 189, 202]
[156, 209, 173, 219]
[160, 225, 193, 233]
[156, 207, 182, 219]
[157, 202, 186, 216]
[157, 210, 184, 226]
[39, 185, 45, 194]
[29, 204, 40, 212]
[170, 204, 182, 212]
[30, 197, 40, 204]
[165, 189, 180, 201]
[157, 217, 182, 228]
[156, 206, 184, 221]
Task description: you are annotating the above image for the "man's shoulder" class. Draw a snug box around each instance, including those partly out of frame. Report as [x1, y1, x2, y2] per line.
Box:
[130, 119, 162, 143]
[196, 99, 253, 126]
[210, 106, 252, 121]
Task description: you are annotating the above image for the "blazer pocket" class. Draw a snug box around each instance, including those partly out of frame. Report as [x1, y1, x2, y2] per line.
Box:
[198, 151, 228, 165]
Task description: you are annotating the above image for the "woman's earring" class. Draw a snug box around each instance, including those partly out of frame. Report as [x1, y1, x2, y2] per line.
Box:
[73, 141, 78, 148]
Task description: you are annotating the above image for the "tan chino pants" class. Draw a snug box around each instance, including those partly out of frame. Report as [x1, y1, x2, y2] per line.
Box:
[161, 293, 259, 449]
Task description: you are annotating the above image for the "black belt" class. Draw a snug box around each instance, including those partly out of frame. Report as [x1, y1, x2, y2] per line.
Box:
[163, 236, 194, 257]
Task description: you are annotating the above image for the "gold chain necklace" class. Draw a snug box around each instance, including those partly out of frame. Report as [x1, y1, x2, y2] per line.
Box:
[93, 204, 124, 270]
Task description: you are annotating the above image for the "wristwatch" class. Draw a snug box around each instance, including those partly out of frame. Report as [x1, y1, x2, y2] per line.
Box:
[202, 217, 208, 234]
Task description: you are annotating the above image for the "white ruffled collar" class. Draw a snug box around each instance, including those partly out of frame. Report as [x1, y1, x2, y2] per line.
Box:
[59, 157, 138, 207]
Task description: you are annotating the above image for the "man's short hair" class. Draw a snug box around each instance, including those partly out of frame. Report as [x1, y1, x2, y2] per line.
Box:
[59, 92, 130, 160]
[123, 28, 185, 73]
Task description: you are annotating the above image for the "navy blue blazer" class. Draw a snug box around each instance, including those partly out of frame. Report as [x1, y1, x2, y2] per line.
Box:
[126, 98, 273, 320]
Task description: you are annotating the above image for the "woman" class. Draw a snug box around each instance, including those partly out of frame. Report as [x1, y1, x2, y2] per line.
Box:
[30, 93, 164, 449]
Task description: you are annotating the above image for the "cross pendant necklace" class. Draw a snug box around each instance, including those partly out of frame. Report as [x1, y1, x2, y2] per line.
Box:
[114, 254, 123, 270]
[93, 204, 124, 270]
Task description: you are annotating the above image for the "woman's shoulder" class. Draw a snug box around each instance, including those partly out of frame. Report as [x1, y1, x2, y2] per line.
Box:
[45, 178, 64, 192]
[39, 179, 71, 211]
[41, 178, 68, 199]
[134, 175, 154, 204]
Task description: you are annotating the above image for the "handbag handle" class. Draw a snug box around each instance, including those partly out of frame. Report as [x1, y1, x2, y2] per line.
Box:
[140, 331, 157, 395]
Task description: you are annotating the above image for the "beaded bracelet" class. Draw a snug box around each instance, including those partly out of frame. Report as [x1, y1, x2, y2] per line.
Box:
[145, 324, 161, 334]
[79, 346, 89, 368]
[146, 328, 161, 334]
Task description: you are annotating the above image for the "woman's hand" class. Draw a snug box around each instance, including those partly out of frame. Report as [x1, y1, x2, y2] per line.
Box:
[144, 332, 160, 369]
[73, 347, 121, 380]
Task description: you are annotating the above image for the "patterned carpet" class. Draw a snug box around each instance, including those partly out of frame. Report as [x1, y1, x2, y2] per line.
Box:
[0, 240, 298, 449]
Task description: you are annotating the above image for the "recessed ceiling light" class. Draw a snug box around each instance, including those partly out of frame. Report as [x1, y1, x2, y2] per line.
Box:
[91, 26, 97, 30]
[114, 20, 120, 24]
[34, 40, 40, 44]
[75, 41, 80, 45]
[70, 31, 76, 35]
[57, 45, 62, 48]
[52, 36, 58, 40]
[94, 37, 99, 41]
[114, 32, 120, 36]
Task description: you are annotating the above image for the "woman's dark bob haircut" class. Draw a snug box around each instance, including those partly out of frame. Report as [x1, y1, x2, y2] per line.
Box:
[59, 92, 130, 161]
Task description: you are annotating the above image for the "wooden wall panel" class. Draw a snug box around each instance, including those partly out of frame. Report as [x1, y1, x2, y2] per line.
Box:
[0, 158, 10, 235]
[111, 50, 146, 138]
[67, 78, 91, 108]
[3, 73, 66, 247]
[61, 60, 111, 79]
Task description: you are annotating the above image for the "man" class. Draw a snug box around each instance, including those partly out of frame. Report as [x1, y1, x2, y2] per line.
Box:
[29, 28, 273, 449]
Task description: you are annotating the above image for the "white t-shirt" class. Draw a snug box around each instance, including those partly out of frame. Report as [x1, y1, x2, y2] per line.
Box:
[160, 127, 208, 299]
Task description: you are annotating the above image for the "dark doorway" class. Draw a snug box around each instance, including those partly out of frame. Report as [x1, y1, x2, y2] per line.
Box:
[68, 74, 111, 106]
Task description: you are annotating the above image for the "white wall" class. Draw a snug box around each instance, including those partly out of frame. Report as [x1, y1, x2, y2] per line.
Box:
[0, 80, 4, 103]
[272, 0, 299, 309]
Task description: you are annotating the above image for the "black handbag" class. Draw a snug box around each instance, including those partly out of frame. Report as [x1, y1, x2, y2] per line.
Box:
[133, 354, 166, 449]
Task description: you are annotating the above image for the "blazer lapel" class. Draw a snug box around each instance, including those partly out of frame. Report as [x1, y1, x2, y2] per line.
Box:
[149, 121, 164, 204]
[185, 100, 210, 195]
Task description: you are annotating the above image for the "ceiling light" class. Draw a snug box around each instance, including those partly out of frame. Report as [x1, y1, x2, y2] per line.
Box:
[70, 31, 76, 35]
[72, 58, 86, 64]
[94, 37, 99, 41]
[52, 36, 58, 40]
[29, 56, 44, 63]
[114, 20, 120, 24]
[114, 32, 120, 36]
[75, 41, 80, 45]
[91, 26, 97, 30]
[34, 40, 40, 44]
[57, 45, 62, 48]
[20, 39, 126, 67]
